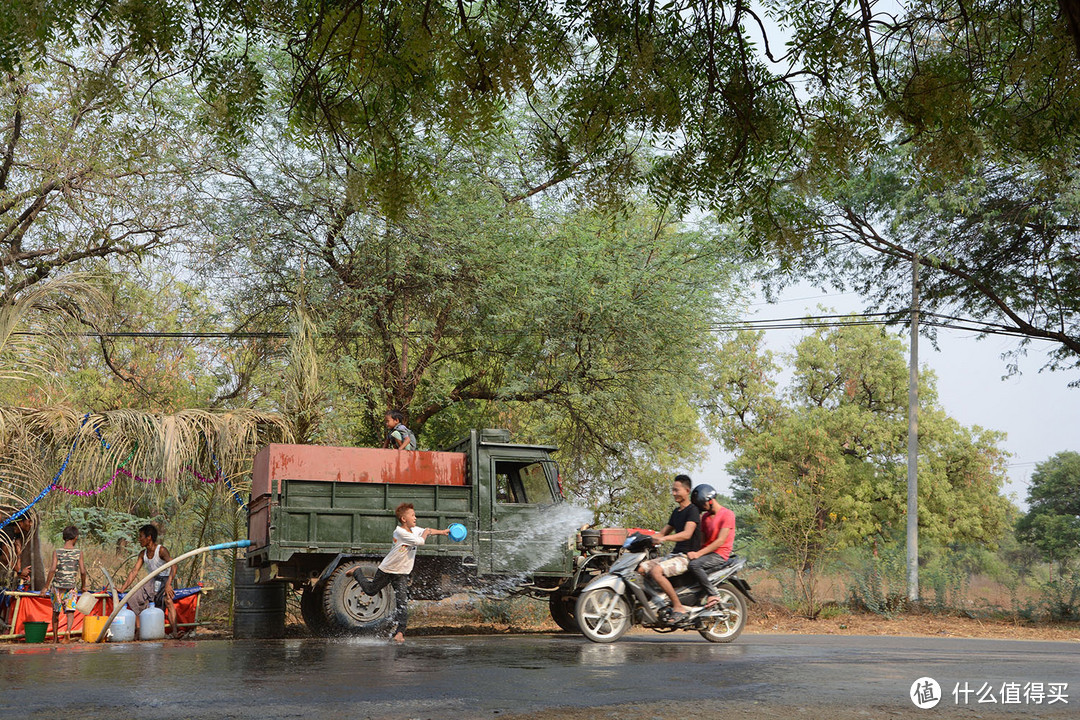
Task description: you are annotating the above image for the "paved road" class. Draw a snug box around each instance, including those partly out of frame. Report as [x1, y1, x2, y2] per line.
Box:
[1, 633, 1077, 719]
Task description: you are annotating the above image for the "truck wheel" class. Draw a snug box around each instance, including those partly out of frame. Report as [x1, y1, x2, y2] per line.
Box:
[322, 561, 396, 635]
[697, 582, 747, 643]
[548, 591, 579, 632]
[575, 587, 631, 643]
[300, 585, 331, 636]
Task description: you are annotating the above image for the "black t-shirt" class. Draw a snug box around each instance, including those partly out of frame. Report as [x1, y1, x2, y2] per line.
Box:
[666, 504, 702, 554]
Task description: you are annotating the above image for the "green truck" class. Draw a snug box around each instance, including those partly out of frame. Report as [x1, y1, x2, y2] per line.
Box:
[246, 429, 604, 634]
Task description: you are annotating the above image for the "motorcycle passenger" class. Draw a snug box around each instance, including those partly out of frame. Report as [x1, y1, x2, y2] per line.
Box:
[637, 474, 701, 624]
[686, 484, 736, 607]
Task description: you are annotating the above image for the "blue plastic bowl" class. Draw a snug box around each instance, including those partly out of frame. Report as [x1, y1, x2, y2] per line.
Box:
[448, 523, 467, 542]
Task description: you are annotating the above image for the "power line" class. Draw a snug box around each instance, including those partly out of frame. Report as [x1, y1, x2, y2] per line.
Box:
[747, 291, 858, 307]
[12, 330, 291, 339]
[10, 312, 1072, 343]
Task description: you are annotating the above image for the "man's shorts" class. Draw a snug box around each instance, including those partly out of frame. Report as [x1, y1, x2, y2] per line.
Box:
[126, 579, 171, 616]
[50, 587, 77, 613]
[639, 553, 689, 577]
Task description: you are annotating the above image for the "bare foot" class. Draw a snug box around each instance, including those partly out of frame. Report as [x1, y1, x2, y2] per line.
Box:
[392, 632, 405, 644]
[704, 596, 721, 608]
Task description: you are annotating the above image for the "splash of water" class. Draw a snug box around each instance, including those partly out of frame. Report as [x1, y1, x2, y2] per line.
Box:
[470, 502, 594, 597]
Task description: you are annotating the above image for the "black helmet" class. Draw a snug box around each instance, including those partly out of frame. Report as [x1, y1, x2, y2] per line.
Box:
[691, 484, 717, 511]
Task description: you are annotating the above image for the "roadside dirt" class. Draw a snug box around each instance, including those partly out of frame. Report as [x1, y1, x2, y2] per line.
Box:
[391, 595, 1080, 643]
[742, 599, 1080, 642]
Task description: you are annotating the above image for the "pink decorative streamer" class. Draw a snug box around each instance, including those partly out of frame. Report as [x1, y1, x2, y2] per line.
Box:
[53, 466, 225, 497]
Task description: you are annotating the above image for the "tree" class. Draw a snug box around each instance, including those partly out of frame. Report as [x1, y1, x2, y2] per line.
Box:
[5, 2, 1078, 219]
[709, 322, 1012, 614]
[194, 73, 741, 508]
[1017, 451, 1080, 566]
[757, 0, 1080, 373]
[3, 2, 805, 216]
[777, 148, 1080, 376]
[1, 44, 210, 305]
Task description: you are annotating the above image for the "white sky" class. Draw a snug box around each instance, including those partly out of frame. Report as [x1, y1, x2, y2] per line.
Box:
[697, 283, 1080, 510]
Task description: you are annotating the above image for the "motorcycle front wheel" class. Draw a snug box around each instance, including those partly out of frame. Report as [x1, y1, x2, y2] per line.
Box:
[698, 582, 746, 643]
[576, 587, 632, 643]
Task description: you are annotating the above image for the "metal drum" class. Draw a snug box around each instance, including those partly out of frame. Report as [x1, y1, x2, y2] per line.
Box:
[233, 559, 286, 639]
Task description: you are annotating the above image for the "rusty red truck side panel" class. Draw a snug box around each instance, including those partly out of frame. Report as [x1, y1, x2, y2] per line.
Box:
[251, 444, 467, 498]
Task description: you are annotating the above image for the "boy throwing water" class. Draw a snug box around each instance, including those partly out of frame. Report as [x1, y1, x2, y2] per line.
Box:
[347, 503, 450, 643]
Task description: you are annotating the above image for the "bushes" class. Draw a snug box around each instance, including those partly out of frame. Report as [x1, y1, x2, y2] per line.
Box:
[1038, 573, 1080, 622]
[820, 539, 1080, 623]
[845, 543, 907, 617]
[47, 506, 154, 548]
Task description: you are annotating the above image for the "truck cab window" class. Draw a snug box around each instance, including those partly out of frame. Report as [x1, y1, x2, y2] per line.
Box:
[519, 462, 554, 504]
[493, 461, 554, 504]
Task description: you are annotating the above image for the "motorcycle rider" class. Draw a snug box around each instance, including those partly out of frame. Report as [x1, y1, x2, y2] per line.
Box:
[637, 474, 701, 624]
[686, 484, 736, 607]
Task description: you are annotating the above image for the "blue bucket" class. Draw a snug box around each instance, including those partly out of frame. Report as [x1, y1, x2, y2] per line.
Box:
[448, 523, 467, 542]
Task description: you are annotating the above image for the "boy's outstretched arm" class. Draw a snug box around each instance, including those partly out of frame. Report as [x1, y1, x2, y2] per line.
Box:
[420, 528, 451, 539]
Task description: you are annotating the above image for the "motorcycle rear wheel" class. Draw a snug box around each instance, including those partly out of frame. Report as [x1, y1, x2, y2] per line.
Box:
[698, 582, 746, 643]
[576, 587, 632, 643]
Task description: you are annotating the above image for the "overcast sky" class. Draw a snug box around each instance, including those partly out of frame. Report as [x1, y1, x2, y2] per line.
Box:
[697, 283, 1079, 509]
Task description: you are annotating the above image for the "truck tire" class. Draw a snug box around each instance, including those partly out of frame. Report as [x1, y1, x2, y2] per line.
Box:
[697, 582, 747, 643]
[548, 591, 579, 633]
[300, 584, 331, 636]
[322, 561, 397, 635]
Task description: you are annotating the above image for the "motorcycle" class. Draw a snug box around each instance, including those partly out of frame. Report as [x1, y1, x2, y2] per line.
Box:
[575, 532, 753, 643]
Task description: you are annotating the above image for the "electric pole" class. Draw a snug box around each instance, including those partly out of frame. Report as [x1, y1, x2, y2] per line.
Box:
[907, 255, 920, 604]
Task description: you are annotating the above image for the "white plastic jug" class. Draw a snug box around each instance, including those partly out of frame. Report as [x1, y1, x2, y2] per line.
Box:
[75, 591, 98, 615]
[110, 607, 137, 642]
[139, 602, 166, 640]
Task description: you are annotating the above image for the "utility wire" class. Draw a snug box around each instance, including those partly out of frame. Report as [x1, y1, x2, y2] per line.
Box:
[9, 311, 1071, 343]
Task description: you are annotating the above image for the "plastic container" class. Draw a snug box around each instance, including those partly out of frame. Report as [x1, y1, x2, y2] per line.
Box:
[110, 607, 137, 642]
[23, 621, 48, 643]
[139, 602, 166, 640]
[448, 523, 467, 542]
[75, 592, 98, 615]
[83, 615, 110, 643]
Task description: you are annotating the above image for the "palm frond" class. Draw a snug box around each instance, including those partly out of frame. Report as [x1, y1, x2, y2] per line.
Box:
[0, 274, 108, 384]
[0, 407, 293, 513]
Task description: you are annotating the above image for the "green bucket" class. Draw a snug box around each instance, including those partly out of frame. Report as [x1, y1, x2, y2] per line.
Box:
[23, 621, 49, 643]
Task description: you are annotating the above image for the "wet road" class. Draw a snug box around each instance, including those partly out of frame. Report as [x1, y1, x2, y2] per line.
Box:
[1, 633, 1077, 719]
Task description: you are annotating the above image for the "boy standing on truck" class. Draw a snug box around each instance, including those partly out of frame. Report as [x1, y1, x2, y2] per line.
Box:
[347, 502, 450, 643]
[382, 411, 417, 450]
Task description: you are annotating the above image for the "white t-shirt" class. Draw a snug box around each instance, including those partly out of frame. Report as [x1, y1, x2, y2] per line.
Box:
[378, 525, 426, 574]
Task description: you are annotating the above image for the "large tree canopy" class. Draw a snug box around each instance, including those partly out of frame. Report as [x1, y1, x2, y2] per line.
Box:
[6, 1, 1078, 371]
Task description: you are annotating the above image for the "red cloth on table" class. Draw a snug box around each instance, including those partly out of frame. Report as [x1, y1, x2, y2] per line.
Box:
[4, 591, 200, 638]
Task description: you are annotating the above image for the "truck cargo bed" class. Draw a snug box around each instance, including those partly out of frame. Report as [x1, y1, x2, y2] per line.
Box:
[252, 444, 467, 497]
